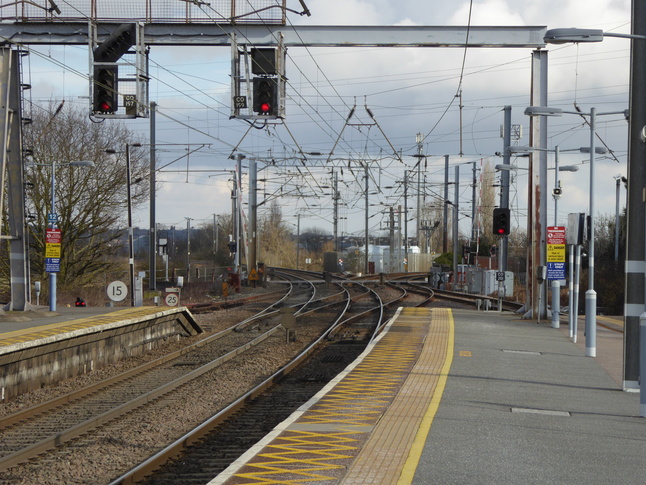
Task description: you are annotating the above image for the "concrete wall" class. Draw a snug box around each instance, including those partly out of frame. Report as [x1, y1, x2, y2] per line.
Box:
[0, 310, 201, 402]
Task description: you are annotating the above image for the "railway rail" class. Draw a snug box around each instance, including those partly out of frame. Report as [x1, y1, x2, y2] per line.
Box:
[0, 269, 508, 484]
[0, 271, 407, 483]
[111, 273, 413, 485]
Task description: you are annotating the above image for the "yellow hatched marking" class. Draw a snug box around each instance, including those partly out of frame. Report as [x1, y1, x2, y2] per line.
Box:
[226, 307, 433, 484]
[235, 431, 358, 483]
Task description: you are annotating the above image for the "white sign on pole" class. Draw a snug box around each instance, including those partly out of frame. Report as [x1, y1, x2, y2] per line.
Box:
[165, 292, 179, 307]
[107, 280, 128, 302]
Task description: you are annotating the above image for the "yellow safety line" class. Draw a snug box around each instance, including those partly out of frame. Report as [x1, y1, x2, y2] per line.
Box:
[0, 307, 171, 347]
[228, 310, 428, 484]
[397, 308, 455, 485]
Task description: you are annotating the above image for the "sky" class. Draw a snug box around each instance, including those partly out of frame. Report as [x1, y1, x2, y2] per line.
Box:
[13, 0, 634, 246]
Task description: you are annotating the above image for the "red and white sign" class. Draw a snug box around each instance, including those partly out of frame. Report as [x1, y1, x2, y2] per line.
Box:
[547, 226, 566, 245]
[46, 228, 61, 244]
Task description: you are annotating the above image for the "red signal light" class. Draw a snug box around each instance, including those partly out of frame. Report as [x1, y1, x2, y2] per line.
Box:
[252, 77, 277, 116]
[99, 101, 113, 112]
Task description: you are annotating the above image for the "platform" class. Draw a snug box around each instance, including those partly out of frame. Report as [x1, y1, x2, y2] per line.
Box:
[211, 308, 645, 485]
[0, 306, 201, 401]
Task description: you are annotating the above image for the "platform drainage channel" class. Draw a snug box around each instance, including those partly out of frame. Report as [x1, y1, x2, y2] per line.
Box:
[511, 407, 571, 417]
[503, 349, 542, 355]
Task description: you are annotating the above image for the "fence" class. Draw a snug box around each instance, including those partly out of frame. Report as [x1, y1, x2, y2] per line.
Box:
[0, 0, 286, 24]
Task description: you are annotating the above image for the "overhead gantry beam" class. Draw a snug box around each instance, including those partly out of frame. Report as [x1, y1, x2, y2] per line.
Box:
[0, 23, 547, 48]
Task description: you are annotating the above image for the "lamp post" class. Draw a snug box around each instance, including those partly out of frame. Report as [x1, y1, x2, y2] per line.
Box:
[498, 148, 580, 328]
[508, 144, 595, 225]
[542, 19, 646, 399]
[46, 160, 94, 312]
[524, 107, 622, 356]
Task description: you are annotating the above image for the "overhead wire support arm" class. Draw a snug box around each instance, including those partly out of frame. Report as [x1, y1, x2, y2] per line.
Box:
[364, 101, 403, 164]
[325, 102, 356, 165]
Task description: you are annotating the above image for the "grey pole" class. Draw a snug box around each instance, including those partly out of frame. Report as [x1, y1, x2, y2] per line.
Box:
[416, 134, 423, 250]
[452, 165, 459, 290]
[185, 217, 191, 283]
[404, 170, 408, 271]
[234, 154, 243, 274]
[615, 176, 621, 262]
[624, 0, 646, 389]
[249, 157, 257, 284]
[296, 213, 301, 270]
[389, 207, 395, 272]
[365, 163, 369, 275]
[3, 48, 28, 311]
[471, 162, 477, 245]
[573, 244, 581, 343]
[126, 144, 135, 307]
[214, 214, 218, 254]
[49, 160, 57, 311]
[568, 244, 575, 338]
[551, 280, 560, 328]
[554, 146, 560, 226]
[501, 106, 511, 272]
[528, 49, 549, 322]
[641, 313, 646, 416]
[398, 206, 403, 271]
[585, 107, 597, 357]
[552, 146, 561, 329]
[149, 101, 157, 290]
[443, 155, 449, 254]
[333, 170, 339, 252]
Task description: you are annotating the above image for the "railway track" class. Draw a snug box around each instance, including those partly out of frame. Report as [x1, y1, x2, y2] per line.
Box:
[110, 274, 411, 485]
[0, 272, 406, 484]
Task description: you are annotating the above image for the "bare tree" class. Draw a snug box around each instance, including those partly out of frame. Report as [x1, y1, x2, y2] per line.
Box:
[22, 102, 147, 288]
[258, 202, 296, 267]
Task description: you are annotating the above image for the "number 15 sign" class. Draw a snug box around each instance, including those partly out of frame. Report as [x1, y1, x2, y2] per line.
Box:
[107, 281, 128, 302]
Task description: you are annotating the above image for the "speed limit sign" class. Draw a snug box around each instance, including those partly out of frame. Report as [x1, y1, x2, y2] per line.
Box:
[165, 292, 179, 307]
[107, 281, 128, 302]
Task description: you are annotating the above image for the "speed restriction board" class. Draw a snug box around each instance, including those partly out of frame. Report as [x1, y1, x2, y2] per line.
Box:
[107, 281, 128, 302]
[165, 290, 180, 307]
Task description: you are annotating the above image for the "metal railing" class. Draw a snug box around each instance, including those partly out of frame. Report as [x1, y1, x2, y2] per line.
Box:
[0, 0, 286, 24]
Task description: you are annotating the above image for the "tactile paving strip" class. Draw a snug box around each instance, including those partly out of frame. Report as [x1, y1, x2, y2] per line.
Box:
[215, 307, 453, 485]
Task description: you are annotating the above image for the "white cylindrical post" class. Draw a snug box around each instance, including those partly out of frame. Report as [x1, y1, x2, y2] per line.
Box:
[585, 289, 597, 357]
[568, 244, 574, 338]
[551, 280, 560, 328]
[573, 245, 582, 343]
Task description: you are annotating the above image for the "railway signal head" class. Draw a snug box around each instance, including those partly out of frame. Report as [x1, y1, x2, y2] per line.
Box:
[252, 77, 277, 116]
[93, 65, 118, 114]
[492, 208, 510, 236]
[251, 48, 277, 75]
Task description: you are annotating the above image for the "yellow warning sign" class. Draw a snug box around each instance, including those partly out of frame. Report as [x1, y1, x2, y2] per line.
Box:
[45, 243, 61, 258]
[248, 268, 259, 281]
[547, 244, 566, 262]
